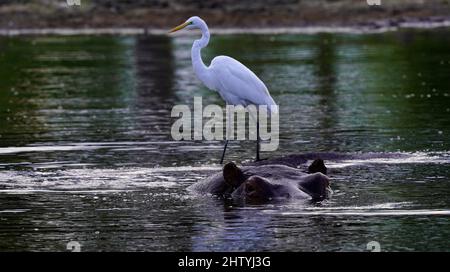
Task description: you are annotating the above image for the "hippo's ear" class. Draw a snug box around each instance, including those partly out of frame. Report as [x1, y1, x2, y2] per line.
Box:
[298, 173, 330, 201]
[223, 162, 246, 189]
[308, 159, 327, 175]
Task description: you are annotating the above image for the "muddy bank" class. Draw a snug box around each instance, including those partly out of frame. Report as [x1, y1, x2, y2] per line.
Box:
[0, 0, 449, 31]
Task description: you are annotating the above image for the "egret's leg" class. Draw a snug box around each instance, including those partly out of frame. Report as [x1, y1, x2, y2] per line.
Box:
[220, 140, 228, 165]
[249, 109, 261, 162]
[256, 119, 261, 162]
[220, 106, 232, 164]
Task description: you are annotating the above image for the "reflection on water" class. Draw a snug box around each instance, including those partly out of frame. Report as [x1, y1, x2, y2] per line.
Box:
[0, 29, 449, 251]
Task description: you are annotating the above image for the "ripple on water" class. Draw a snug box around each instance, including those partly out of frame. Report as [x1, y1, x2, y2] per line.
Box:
[259, 202, 450, 217]
[326, 152, 450, 169]
[0, 165, 220, 194]
[277, 209, 450, 217]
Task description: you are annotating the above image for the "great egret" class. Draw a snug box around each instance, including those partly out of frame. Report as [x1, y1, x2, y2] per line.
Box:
[169, 16, 277, 164]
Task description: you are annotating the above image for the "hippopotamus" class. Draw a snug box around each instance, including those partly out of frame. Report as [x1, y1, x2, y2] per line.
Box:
[188, 159, 331, 203]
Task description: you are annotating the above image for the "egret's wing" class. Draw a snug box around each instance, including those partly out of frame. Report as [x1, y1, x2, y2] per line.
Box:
[210, 56, 276, 107]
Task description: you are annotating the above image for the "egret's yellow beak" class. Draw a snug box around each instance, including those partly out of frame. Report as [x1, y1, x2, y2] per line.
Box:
[168, 21, 190, 33]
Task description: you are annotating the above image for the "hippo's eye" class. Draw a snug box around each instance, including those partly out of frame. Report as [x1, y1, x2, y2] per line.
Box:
[246, 184, 255, 193]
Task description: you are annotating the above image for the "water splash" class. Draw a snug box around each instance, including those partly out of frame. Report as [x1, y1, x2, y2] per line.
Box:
[0, 165, 218, 194]
[278, 209, 450, 216]
[327, 152, 450, 169]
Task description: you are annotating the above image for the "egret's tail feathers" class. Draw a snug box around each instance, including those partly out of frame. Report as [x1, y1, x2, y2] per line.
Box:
[264, 96, 278, 116]
[268, 104, 279, 116]
[258, 103, 278, 117]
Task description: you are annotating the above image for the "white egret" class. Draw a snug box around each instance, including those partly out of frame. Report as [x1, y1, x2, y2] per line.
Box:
[169, 16, 277, 164]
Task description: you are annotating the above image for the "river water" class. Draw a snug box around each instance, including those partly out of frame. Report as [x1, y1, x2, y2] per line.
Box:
[0, 29, 449, 251]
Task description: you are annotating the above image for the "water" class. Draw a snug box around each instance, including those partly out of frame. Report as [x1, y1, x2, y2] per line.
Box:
[0, 29, 449, 251]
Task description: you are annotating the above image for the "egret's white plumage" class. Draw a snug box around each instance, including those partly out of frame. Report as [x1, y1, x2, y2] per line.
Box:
[209, 56, 277, 109]
[169, 16, 277, 163]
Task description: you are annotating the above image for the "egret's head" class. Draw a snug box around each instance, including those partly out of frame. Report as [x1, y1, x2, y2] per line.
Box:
[169, 16, 205, 33]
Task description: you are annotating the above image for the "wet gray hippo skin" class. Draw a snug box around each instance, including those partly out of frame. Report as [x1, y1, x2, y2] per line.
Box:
[189, 159, 330, 203]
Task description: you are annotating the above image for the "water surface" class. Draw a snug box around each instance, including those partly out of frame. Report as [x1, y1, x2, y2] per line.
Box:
[0, 29, 449, 251]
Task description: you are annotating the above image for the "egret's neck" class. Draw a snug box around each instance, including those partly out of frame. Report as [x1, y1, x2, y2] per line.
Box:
[191, 23, 213, 88]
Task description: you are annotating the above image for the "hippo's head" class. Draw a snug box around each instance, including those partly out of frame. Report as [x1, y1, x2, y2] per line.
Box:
[222, 161, 331, 204]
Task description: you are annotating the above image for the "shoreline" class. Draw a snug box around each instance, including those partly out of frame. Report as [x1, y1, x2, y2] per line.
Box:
[1, 1, 450, 36]
[1, 18, 450, 36]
